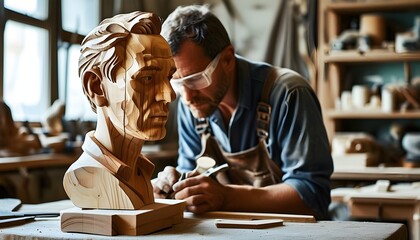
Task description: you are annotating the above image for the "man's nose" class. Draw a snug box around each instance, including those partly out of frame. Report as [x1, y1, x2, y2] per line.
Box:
[182, 86, 197, 102]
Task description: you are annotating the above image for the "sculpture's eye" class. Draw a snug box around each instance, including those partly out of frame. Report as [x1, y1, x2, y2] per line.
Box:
[136, 70, 154, 84]
[140, 75, 153, 83]
[131, 70, 156, 90]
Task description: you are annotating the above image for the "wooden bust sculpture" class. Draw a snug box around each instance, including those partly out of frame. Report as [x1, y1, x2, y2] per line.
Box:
[63, 11, 176, 210]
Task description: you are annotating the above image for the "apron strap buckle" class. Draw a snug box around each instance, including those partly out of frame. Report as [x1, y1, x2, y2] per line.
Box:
[257, 102, 271, 139]
[195, 118, 210, 134]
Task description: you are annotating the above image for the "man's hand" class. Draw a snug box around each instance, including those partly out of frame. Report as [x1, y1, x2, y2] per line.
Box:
[172, 174, 227, 214]
[152, 166, 181, 199]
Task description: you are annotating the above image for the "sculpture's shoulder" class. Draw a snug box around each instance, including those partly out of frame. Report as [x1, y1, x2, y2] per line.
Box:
[63, 152, 136, 209]
[66, 152, 103, 171]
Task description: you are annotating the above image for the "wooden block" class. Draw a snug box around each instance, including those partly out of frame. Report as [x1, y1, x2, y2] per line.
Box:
[350, 201, 380, 218]
[374, 180, 390, 192]
[332, 153, 379, 168]
[60, 199, 185, 236]
[199, 211, 316, 223]
[215, 219, 284, 229]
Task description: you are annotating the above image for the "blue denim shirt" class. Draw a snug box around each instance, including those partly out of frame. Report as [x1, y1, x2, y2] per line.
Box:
[176, 55, 333, 219]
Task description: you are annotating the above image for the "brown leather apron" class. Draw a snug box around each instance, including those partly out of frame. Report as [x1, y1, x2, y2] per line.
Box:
[195, 68, 290, 187]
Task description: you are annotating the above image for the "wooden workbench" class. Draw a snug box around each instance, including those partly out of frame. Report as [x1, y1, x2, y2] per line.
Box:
[0, 200, 407, 239]
[0, 153, 80, 172]
[332, 182, 419, 240]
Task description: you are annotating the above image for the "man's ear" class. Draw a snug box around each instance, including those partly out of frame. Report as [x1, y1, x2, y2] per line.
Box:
[222, 45, 236, 71]
[82, 69, 108, 107]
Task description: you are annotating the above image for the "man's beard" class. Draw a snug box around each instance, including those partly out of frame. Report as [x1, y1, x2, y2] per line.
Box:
[186, 81, 229, 119]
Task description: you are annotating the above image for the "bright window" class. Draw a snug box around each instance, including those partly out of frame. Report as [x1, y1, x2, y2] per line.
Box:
[61, 0, 100, 35]
[59, 0, 99, 121]
[4, 21, 49, 121]
[2, 0, 100, 122]
[58, 44, 97, 121]
[4, 0, 48, 20]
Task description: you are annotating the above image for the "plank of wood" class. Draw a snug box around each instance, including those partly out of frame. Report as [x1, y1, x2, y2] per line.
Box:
[60, 199, 185, 236]
[198, 211, 316, 223]
[215, 219, 284, 229]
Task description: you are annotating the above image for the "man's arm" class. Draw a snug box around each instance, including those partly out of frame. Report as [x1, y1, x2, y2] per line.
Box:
[223, 183, 314, 215]
[269, 72, 333, 219]
[172, 175, 315, 216]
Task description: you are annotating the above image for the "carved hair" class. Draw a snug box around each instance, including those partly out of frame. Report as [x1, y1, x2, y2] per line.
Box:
[78, 11, 161, 112]
[161, 4, 230, 59]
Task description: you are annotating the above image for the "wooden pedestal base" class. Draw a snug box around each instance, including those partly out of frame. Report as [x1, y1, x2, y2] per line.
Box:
[60, 199, 185, 236]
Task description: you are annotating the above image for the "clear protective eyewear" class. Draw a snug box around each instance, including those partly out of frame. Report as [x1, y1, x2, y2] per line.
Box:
[171, 53, 221, 93]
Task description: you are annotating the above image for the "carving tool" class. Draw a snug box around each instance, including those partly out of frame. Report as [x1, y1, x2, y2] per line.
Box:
[165, 160, 229, 199]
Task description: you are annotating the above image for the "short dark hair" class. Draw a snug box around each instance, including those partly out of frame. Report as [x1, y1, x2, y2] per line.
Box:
[162, 5, 231, 59]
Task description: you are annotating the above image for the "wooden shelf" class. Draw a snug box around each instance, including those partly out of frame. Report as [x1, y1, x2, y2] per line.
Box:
[332, 167, 420, 181]
[325, 50, 420, 63]
[326, 110, 420, 119]
[325, 0, 420, 13]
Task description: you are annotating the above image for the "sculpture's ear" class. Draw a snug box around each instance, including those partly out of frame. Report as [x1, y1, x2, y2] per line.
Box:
[82, 69, 108, 107]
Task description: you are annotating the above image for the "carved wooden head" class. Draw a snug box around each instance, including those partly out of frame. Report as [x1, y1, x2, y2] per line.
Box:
[78, 11, 176, 141]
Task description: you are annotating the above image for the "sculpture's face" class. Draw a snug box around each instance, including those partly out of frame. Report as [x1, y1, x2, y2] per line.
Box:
[104, 34, 176, 141]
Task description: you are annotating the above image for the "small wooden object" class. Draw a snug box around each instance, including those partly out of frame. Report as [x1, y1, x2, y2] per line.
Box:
[42, 99, 66, 136]
[359, 14, 385, 46]
[0, 101, 42, 156]
[200, 211, 316, 223]
[194, 156, 216, 174]
[61, 199, 185, 236]
[215, 219, 284, 229]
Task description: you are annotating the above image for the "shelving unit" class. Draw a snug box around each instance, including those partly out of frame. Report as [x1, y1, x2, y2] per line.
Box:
[326, 110, 420, 119]
[324, 49, 420, 63]
[318, 2, 420, 237]
[317, 0, 420, 145]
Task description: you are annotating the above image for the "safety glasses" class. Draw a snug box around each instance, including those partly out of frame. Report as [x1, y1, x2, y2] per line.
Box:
[171, 53, 221, 93]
